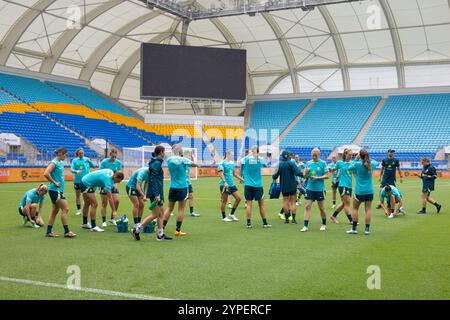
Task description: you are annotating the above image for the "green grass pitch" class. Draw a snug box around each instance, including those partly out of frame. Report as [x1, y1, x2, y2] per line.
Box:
[0, 177, 449, 300]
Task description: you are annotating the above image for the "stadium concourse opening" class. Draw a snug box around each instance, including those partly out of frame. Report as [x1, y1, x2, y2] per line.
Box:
[0, 0, 449, 304]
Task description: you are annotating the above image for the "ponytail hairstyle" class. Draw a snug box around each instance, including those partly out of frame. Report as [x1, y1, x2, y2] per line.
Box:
[152, 145, 165, 157]
[75, 147, 84, 157]
[359, 149, 372, 172]
[54, 146, 68, 158]
[343, 148, 352, 162]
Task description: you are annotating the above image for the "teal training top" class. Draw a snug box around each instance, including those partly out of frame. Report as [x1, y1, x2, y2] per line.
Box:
[48, 158, 65, 192]
[218, 160, 236, 187]
[336, 160, 354, 189]
[240, 156, 266, 188]
[126, 166, 149, 190]
[349, 160, 378, 195]
[380, 185, 402, 201]
[167, 156, 193, 189]
[328, 162, 338, 181]
[19, 188, 45, 208]
[305, 159, 329, 192]
[82, 169, 115, 192]
[185, 163, 192, 185]
[100, 158, 122, 172]
[71, 157, 96, 183]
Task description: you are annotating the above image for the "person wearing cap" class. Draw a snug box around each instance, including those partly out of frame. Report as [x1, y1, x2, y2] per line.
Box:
[272, 150, 303, 224]
[377, 149, 403, 209]
[18, 184, 48, 228]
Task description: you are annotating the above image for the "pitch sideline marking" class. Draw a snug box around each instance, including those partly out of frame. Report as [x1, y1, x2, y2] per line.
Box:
[0, 276, 169, 300]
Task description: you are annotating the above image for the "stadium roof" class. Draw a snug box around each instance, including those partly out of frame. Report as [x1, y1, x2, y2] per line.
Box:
[0, 0, 450, 115]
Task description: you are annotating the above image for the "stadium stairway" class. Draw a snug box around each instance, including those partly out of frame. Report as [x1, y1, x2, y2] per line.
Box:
[352, 97, 387, 146]
[271, 99, 316, 147]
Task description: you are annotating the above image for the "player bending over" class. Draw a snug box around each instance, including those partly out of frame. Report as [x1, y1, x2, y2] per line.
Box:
[162, 144, 198, 236]
[44, 147, 76, 238]
[99, 149, 122, 227]
[71, 147, 96, 216]
[126, 166, 149, 225]
[301, 148, 329, 232]
[346, 149, 378, 235]
[18, 184, 48, 228]
[79, 169, 124, 232]
[379, 185, 405, 219]
[330, 148, 354, 224]
[273, 150, 302, 224]
[131, 145, 172, 241]
[415, 157, 441, 214]
[219, 150, 244, 222]
[241, 146, 272, 229]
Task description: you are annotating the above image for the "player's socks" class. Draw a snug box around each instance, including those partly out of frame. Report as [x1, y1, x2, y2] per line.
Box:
[91, 220, 96, 228]
[189, 207, 194, 214]
[76, 204, 81, 210]
[137, 217, 142, 223]
[246, 219, 251, 226]
[262, 218, 268, 225]
[352, 221, 358, 231]
[102, 216, 106, 223]
[176, 220, 182, 232]
[285, 211, 291, 222]
[230, 208, 236, 216]
[83, 216, 88, 225]
[292, 213, 296, 222]
[346, 214, 353, 222]
[46, 225, 53, 234]
[63, 225, 70, 234]
[365, 224, 370, 232]
[303, 220, 309, 228]
[434, 203, 441, 213]
[163, 220, 168, 227]
[133, 217, 139, 224]
[221, 211, 226, 219]
[332, 211, 339, 217]
[322, 218, 326, 225]
[332, 200, 336, 205]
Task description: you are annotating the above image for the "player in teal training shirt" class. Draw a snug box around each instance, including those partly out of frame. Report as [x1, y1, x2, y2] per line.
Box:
[301, 148, 329, 233]
[379, 185, 405, 218]
[99, 149, 122, 227]
[162, 144, 199, 237]
[71, 147, 96, 215]
[218, 150, 244, 222]
[43, 147, 75, 238]
[328, 154, 339, 209]
[240, 146, 272, 229]
[126, 166, 149, 225]
[79, 168, 124, 232]
[330, 148, 354, 224]
[346, 149, 378, 235]
[18, 184, 48, 228]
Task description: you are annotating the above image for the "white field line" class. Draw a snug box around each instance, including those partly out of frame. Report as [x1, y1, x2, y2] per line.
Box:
[0, 276, 169, 300]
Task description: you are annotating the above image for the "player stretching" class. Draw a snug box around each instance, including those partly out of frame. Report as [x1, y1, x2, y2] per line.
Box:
[71, 147, 96, 216]
[330, 148, 354, 224]
[273, 150, 302, 224]
[126, 166, 149, 225]
[376, 149, 403, 209]
[241, 146, 272, 229]
[301, 148, 329, 232]
[18, 184, 48, 228]
[44, 147, 76, 238]
[328, 154, 339, 209]
[79, 169, 124, 232]
[346, 149, 378, 235]
[380, 185, 405, 218]
[182, 149, 200, 217]
[99, 149, 122, 227]
[219, 150, 244, 222]
[415, 157, 441, 214]
[162, 144, 198, 236]
[131, 145, 172, 241]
